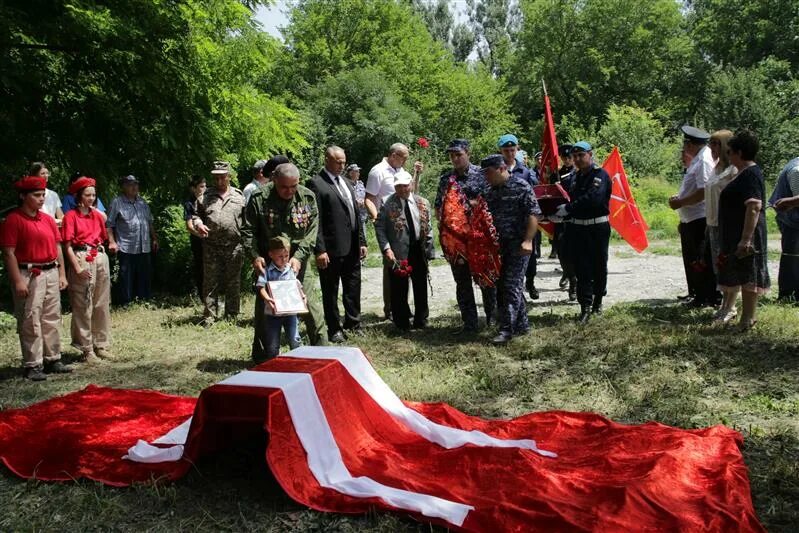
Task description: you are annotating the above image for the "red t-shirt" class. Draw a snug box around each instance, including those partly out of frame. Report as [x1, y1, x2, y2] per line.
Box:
[62, 208, 108, 246]
[0, 209, 61, 263]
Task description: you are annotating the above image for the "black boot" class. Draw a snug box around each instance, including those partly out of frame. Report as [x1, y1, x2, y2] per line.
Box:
[578, 305, 592, 324]
[559, 275, 568, 290]
[592, 296, 604, 315]
[568, 279, 577, 301]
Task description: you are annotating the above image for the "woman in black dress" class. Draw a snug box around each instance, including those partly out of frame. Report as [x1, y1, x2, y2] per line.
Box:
[716, 130, 770, 330]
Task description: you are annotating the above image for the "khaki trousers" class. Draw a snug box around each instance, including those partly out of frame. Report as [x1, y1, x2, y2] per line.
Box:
[12, 267, 63, 368]
[67, 250, 112, 352]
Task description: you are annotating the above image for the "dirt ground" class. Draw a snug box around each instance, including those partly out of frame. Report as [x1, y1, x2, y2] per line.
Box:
[358, 244, 782, 318]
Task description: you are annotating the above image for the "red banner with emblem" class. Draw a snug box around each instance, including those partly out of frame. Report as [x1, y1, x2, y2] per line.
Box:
[602, 146, 649, 252]
[540, 91, 560, 185]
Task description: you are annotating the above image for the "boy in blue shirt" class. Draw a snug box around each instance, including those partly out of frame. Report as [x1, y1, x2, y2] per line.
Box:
[256, 236, 305, 358]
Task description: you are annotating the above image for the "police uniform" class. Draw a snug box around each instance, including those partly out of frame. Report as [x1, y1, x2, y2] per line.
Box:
[557, 155, 578, 298]
[481, 155, 541, 341]
[242, 180, 325, 358]
[435, 155, 497, 330]
[194, 180, 246, 321]
[560, 143, 612, 321]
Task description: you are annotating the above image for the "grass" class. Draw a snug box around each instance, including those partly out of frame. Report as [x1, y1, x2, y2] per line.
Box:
[0, 295, 798, 531]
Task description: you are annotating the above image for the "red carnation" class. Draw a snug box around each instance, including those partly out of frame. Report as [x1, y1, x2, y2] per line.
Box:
[85, 255, 95, 263]
[417, 137, 429, 149]
[89, 248, 98, 258]
[30, 268, 42, 277]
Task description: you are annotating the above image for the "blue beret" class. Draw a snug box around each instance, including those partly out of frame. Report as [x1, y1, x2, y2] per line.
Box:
[446, 139, 470, 152]
[497, 134, 519, 148]
[480, 154, 506, 169]
[572, 141, 592, 153]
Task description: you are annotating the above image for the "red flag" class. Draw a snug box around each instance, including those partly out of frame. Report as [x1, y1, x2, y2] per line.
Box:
[602, 146, 650, 252]
[0, 348, 763, 532]
[539, 86, 560, 185]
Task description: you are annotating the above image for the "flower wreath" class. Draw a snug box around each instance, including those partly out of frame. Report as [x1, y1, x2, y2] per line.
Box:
[439, 177, 502, 288]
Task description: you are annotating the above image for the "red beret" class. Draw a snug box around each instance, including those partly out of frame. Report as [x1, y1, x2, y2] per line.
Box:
[68, 176, 96, 196]
[14, 176, 47, 192]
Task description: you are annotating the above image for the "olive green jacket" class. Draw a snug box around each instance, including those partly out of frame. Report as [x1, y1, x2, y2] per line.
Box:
[242, 182, 319, 264]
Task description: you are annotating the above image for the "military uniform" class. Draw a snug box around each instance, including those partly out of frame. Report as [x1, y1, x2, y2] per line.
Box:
[563, 164, 612, 316]
[242, 181, 325, 358]
[436, 164, 496, 329]
[483, 175, 541, 339]
[195, 185, 246, 320]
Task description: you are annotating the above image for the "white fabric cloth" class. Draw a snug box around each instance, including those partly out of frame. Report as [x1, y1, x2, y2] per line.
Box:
[704, 165, 737, 227]
[41, 189, 61, 219]
[678, 145, 715, 223]
[366, 158, 399, 210]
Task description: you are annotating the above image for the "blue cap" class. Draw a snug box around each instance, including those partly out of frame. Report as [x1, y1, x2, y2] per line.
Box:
[446, 139, 470, 152]
[497, 134, 519, 148]
[572, 141, 592, 153]
[480, 154, 506, 169]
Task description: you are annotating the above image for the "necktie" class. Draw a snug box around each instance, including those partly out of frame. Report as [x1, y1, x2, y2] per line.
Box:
[405, 199, 417, 243]
[335, 176, 356, 226]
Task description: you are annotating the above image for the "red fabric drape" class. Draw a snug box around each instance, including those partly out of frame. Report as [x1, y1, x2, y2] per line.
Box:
[0, 356, 763, 532]
[602, 147, 650, 252]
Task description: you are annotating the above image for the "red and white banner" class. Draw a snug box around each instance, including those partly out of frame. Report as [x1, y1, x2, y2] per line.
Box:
[602, 146, 650, 252]
[0, 347, 763, 531]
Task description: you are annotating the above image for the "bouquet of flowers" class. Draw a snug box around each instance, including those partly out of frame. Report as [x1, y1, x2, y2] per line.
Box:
[392, 259, 413, 278]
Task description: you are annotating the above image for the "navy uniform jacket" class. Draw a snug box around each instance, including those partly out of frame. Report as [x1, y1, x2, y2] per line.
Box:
[434, 164, 486, 209]
[484, 176, 541, 250]
[559, 165, 577, 192]
[510, 161, 538, 188]
[564, 165, 611, 219]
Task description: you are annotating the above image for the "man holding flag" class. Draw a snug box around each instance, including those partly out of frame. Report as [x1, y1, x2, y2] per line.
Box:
[554, 142, 612, 323]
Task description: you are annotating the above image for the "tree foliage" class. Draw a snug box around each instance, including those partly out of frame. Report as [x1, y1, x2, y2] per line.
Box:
[511, 0, 702, 136]
[0, 0, 306, 199]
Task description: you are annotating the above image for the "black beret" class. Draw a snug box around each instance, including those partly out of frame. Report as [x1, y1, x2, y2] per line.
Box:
[480, 154, 505, 169]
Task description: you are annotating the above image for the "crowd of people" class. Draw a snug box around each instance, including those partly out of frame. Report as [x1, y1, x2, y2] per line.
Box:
[2, 128, 799, 380]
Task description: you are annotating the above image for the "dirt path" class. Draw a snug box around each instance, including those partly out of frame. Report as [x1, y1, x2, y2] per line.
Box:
[358, 245, 781, 317]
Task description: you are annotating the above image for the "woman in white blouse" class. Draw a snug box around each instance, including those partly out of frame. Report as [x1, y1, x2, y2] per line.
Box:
[704, 131, 737, 322]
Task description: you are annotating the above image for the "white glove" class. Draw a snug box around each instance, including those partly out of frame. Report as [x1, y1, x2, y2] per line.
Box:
[555, 204, 569, 218]
[548, 215, 563, 223]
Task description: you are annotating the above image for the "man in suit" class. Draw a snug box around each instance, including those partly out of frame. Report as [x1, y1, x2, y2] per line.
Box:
[307, 146, 367, 343]
[375, 170, 434, 331]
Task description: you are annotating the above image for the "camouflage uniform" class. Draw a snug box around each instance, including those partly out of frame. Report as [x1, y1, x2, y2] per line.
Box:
[242, 182, 325, 358]
[435, 164, 496, 329]
[484, 176, 541, 336]
[194, 185, 246, 320]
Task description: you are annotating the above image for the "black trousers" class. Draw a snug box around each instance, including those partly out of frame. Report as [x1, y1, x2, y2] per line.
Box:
[450, 260, 496, 329]
[390, 244, 428, 330]
[571, 222, 610, 306]
[558, 223, 576, 278]
[525, 231, 540, 289]
[679, 218, 718, 303]
[319, 247, 361, 336]
[778, 225, 799, 300]
[190, 236, 204, 296]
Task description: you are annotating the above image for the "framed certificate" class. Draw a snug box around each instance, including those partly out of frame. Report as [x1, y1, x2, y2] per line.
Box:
[267, 280, 308, 316]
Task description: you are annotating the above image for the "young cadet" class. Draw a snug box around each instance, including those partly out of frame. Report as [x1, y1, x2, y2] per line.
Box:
[0, 176, 72, 380]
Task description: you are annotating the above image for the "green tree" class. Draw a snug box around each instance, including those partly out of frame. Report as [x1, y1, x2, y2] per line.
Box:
[687, 0, 799, 70]
[697, 59, 799, 175]
[510, 0, 701, 137]
[465, 0, 520, 77]
[308, 67, 421, 169]
[0, 0, 306, 199]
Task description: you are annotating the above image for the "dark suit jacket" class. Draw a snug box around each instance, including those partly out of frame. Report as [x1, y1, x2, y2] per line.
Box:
[307, 169, 366, 257]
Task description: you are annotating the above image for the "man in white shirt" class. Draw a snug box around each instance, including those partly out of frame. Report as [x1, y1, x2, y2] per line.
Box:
[669, 125, 719, 307]
[365, 143, 423, 320]
[242, 160, 268, 205]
